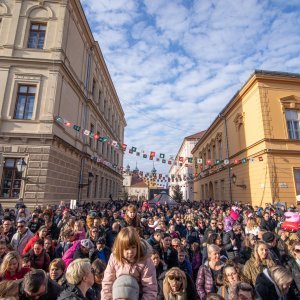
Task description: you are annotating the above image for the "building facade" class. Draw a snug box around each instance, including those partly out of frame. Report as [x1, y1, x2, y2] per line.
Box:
[0, 0, 126, 207]
[169, 131, 205, 201]
[192, 70, 300, 207]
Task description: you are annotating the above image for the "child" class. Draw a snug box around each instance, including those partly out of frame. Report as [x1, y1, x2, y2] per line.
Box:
[151, 250, 167, 280]
[101, 226, 157, 300]
[22, 256, 31, 269]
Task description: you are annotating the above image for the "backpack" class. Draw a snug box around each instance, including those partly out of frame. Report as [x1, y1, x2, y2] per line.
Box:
[62, 240, 81, 267]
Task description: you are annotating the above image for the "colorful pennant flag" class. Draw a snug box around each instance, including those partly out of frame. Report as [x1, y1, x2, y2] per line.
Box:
[160, 154, 165, 158]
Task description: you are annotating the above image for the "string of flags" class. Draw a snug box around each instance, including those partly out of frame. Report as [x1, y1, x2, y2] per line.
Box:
[55, 115, 265, 175]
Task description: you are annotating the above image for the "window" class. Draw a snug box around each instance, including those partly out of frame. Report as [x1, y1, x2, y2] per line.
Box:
[96, 131, 100, 152]
[212, 145, 216, 162]
[0, 158, 22, 198]
[295, 169, 300, 196]
[94, 175, 98, 198]
[219, 140, 223, 160]
[286, 110, 300, 140]
[220, 180, 225, 201]
[28, 23, 46, 49]
[14, 85, 36, 119]
[92, 79, 96, 99]
[89, 124, 94, 147]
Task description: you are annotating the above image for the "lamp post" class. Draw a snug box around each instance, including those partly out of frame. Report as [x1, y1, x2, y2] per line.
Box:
[78, 171, 94, 203]
[16, 158, 29, 182]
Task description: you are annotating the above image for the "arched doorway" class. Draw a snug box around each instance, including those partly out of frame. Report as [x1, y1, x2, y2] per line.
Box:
[209, 181, 214, 200]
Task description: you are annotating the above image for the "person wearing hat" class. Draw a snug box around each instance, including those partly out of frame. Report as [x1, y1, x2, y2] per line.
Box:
[262, 231, 282, 265]
[91, 237, 111, 264]
[112, 275, 140, 300]
[73, 239, 94, 261]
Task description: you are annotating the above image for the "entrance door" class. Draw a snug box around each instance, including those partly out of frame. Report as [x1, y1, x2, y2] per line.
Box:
[209, 181, 214, 200]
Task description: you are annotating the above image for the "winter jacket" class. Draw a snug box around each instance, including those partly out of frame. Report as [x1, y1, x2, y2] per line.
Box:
[255, 268, 300, 300]
[23, 248, 50, 271]
[57, 284, 89, 300]
[22, 232, 40, 255]
[2, 267, 30, 280]
[243, 255, 275, 286]
[184, 228, 200, 245]
[62, 240, 81, 267]
[10, 228, 34, 255]
[286, 256, 300, 291]
[147, 235, 161, 252]
[19, 278, 63, 300]
[101, 240, 157, 300]
[178, 258, 193, 277]
[91, 246, 111, 264]
[105, 230, 118, 249]
[196, 262, 223, 300]
[158, 246, 178, 269]
[192, 251, 202, 279]
[157, 271, 198, 300]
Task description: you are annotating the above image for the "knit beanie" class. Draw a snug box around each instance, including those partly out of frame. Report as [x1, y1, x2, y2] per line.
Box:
[112, 275, 139, 300]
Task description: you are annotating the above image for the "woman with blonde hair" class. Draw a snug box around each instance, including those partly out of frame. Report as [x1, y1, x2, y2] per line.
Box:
[57, 258, 94, 300]
[0, 279, 20, 299]
[243, 240, 276, 286]
[196, 244, 224, 300]
[101, 226, 157, 300]
[255, 265, 297, 299]
[0, 251, 30, 280]
[245, 217, 259, 236]
[157, 267, 198, 300]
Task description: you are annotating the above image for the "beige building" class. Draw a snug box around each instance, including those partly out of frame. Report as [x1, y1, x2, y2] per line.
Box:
[123, 172, 149, 201]
[0, 0, 126, 207]
[192, 70, 300, 207]
[169, 131, 205, 201]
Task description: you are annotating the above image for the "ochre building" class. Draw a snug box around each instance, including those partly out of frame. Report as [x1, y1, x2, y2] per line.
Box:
[0, 0, 126, 207]
[192, 70, 300, 207]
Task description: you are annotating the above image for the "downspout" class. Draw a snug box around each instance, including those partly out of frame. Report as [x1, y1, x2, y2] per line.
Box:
[220, 113, 233, 204]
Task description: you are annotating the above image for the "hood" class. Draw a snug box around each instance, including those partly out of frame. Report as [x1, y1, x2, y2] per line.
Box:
[140, 239, 153, 258]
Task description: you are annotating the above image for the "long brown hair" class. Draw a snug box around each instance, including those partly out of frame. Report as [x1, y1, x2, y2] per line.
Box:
[113, 227, 142, 264]
[252, 240, 275, 268]
[222, 260, 249, 288]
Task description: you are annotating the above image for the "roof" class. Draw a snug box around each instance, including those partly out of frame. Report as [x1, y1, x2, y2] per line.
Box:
[191, 69, 300, 154]
[185, 130, 206, 140]
[131, 181, 148, 188]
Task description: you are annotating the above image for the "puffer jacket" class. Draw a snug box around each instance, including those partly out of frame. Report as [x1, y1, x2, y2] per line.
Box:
[101, 239, 157, 300]
[57, 284, 89, 300]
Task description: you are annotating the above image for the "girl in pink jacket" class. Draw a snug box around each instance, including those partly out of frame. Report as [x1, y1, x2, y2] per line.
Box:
[101, 226, 158, 300]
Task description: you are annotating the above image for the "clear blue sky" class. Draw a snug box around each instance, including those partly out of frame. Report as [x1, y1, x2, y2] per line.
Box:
[81, 0, 300, 176]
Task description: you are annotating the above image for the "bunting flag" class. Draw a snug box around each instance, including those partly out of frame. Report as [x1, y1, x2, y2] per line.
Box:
[132, 147, 137, 152]
[129, 149, 133, 154]
[179, 157, 184, 162]
[150, 151, 156, 157]
[188, 157, 193, 163]
[207, 159, 212, 165]
[73, 125, 81, 131]
[234, 159, 240, 164]
[143, 154, 147, 158]
[149, 156, 153, 160]
[197, 158, 203, 164]
[168, 160, 172, 165]
[162, 159, 166, 163]
[83, 129, 90, 136]
[136, 152, 140, 156]
[156, 158, 160, 162]
[241, 158, 247, 164]
[122, 144, 127, 151]
[160, 153, 165, 158]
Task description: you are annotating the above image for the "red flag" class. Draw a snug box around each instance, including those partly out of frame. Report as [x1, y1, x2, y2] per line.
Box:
[179, 157, 183, 162]
[150, 151, 156, 157]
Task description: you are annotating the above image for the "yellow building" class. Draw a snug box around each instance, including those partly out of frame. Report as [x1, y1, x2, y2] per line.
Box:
[192, 70, 300, 207]
[0, 0, 126, 207]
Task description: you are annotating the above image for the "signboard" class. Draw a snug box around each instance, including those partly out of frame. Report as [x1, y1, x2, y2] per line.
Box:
[279, 182, 288, 188]
[70, 199, 77, 209]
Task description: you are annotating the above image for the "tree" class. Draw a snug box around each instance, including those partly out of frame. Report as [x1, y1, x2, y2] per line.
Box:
[172, 185, 183, 202]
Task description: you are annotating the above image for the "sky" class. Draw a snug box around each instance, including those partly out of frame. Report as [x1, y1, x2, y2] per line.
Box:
[81, 0, 300, 176]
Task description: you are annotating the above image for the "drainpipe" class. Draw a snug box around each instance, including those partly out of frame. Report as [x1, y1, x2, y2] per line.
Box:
[219, 113, 233, 204]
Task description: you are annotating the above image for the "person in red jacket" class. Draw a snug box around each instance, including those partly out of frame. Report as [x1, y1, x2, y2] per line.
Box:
[22, 225, 48, 255]
[0, 251, 30, 280]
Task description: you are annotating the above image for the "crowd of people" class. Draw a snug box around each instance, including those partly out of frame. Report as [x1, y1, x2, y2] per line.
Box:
[0, 199, 300, 300]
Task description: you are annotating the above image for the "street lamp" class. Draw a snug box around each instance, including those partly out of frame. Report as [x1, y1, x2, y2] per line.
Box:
[231, 173, 246, 189]
[16, 158, 29, 182]
[78, 171, 94, 188]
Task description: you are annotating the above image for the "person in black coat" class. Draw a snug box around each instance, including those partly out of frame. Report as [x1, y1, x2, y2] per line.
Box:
[157, 267, 198, 300]
[286, 241, 300, 292]
[151, 250, 168, 280]
[147, 230, 163, 253]
[159, 233, 178, 269]
[19, 269, 63, 300]
[255, 266, 300, 300]
[183, 221, 199, 246]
